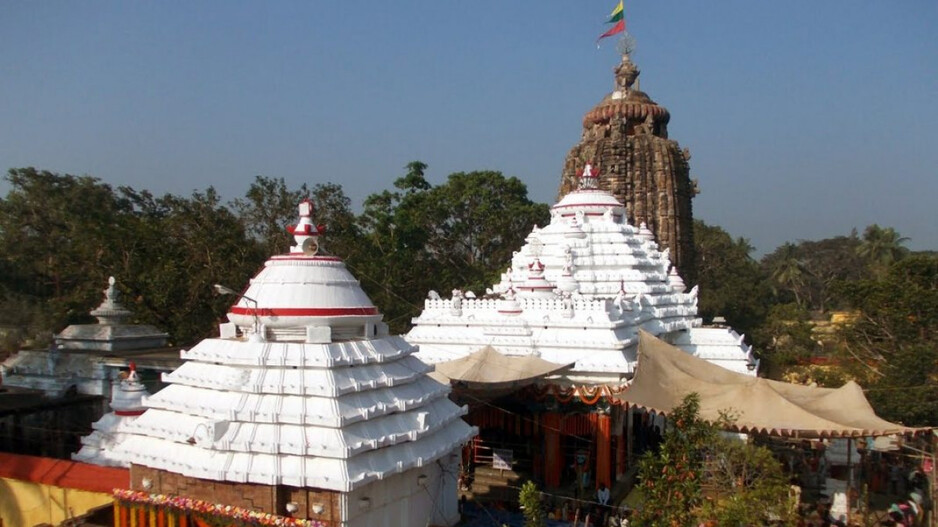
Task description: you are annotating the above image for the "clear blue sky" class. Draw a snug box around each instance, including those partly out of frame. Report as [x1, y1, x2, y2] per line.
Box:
[2, 1, 936, 255]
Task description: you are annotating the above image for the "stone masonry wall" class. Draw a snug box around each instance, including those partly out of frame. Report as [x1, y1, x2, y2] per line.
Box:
[560, 131, 696, 284]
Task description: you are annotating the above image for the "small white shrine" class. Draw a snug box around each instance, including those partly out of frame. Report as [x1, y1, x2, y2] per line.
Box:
[407, 163, 757, 383]
[73, 361, 150, 467]
[1, 276, 169, 398]
[113, 201, 476, 527]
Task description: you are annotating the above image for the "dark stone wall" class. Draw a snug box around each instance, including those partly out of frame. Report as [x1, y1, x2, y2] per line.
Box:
[559, 55, 697, 284]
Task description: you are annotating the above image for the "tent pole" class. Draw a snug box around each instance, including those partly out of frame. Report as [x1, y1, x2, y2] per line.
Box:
[846, 437, 852, 525]
[928, 430, 938, 527]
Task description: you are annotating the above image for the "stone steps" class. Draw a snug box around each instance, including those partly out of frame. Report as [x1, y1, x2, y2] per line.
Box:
[462, 466, 524, 504]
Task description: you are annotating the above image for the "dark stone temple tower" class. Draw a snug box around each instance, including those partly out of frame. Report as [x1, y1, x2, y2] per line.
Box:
[559, 52, 697, 283]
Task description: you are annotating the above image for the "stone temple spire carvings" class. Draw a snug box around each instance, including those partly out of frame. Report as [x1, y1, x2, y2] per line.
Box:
[559, 48, 698, 284]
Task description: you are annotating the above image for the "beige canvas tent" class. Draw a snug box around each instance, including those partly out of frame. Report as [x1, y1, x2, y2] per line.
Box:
[617, 331, 921, 438]
[431, 345, 572, 395]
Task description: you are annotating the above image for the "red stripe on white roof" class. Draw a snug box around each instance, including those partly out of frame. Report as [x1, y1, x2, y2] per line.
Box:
[230, 306, 379, 317]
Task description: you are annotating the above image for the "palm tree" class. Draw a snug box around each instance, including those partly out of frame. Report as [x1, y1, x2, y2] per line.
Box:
[857, 224, 910, 276]
[769, 242, 809, 306]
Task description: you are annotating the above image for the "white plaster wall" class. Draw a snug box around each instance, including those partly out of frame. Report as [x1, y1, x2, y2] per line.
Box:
[344, 454, 461, 527]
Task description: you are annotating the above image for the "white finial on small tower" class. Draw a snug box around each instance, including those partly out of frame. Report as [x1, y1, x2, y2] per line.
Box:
[578, 163, 600, 190]
[668, 267, 686, 293]
[288, 200, 322, 255]
[91, 276, 132, 325]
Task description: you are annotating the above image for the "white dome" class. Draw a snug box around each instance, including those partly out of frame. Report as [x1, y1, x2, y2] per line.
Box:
[552, 189, 625, 219]
[552, 163, 626, 219]
[226, 255, 381, 336]
[225, 201, 381, 341]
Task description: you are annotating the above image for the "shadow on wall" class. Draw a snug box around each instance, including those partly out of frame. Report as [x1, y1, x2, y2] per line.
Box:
[0, 478, 29, 527]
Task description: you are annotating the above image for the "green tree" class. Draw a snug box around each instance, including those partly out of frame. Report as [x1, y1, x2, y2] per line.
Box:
[834, 255, 938, 425]
[635, 394, 795, 526]
[798, 234, 867, 311]
[232, 176, 361, 260]
[693, 220, 772, 337]
[634, 393, 711, 527]
[699, 434, 794, 526]
[519, 480, 545, 527]
[760, 234, 868, 313]
[856, 224, 909, 277]
[422, 170, 549, 292]
[232, 176, 312, 256]
[752, 303, 821, 375]
[766, 242, 810, 307]
[0, 168, 135, 347]
[355, 162, 437, 332]
[356, 163, 548, 333]
[118, 187, 264, 344]
[307, 182, 362, 261]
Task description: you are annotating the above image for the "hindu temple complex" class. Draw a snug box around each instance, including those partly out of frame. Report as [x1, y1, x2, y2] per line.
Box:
[559, 50, 697, 283]
[0, 35, 931, 527]
[407, 164, 756, 494]
[108, 201, 477, 527]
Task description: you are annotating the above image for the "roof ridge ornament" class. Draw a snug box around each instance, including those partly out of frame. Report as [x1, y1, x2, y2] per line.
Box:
[90, 276, 133, 325]
[287, 200, 325, 255]
[668, 267, 686, 293]
[578, 163, 600, 190]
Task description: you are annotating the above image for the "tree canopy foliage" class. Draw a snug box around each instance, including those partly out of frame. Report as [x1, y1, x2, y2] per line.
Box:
[0, 164, 546, 348]
[634, 393, 794, 526]
[833, 255, 938, 425]
[354, 163, 549, 333]
[693, 220, 771, 337]
[760, 234, 868, 312]
[693, 219, 936, 425]
[2, 166, 935, 427]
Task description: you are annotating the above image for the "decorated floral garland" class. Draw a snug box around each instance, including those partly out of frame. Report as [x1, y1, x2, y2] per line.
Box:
[546, 384, 628, 406]
[113, 489, 326, 527]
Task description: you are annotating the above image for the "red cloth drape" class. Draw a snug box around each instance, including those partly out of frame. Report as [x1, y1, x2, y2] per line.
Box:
[543, 413, 563, 488]
[595, 414, 612, 488]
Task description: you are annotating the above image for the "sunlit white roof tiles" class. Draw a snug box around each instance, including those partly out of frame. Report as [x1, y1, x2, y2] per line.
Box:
[113, 201, 476, 491]
[668, 326, 759, 375]
[407, 163, 716, 380]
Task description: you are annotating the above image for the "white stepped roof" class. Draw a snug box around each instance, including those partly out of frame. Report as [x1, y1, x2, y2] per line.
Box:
[407, 164, 702, 379]
[73, 413, 144, 467]
[143, 375, 450, 427]
[164, 355, 431, 397]
[117, 420, 472, 492]
[73, 364, 150, 467]
[667, 326, 758, 375]
[178, 336, 415, 367]
[113, 202, 476, 491]
[129, 396, 465, 458]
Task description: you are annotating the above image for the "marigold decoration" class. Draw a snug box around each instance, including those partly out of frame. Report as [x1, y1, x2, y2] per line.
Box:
[113, 490, 326, 527]
[578, 385, 603, 405]
[547, 384, 627, 405]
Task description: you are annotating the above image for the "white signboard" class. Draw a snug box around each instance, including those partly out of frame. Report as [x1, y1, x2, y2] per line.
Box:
[492, 448, 513, 470]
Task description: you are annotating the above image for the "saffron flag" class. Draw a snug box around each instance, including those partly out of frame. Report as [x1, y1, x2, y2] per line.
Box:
[598, 1, 625, 43]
